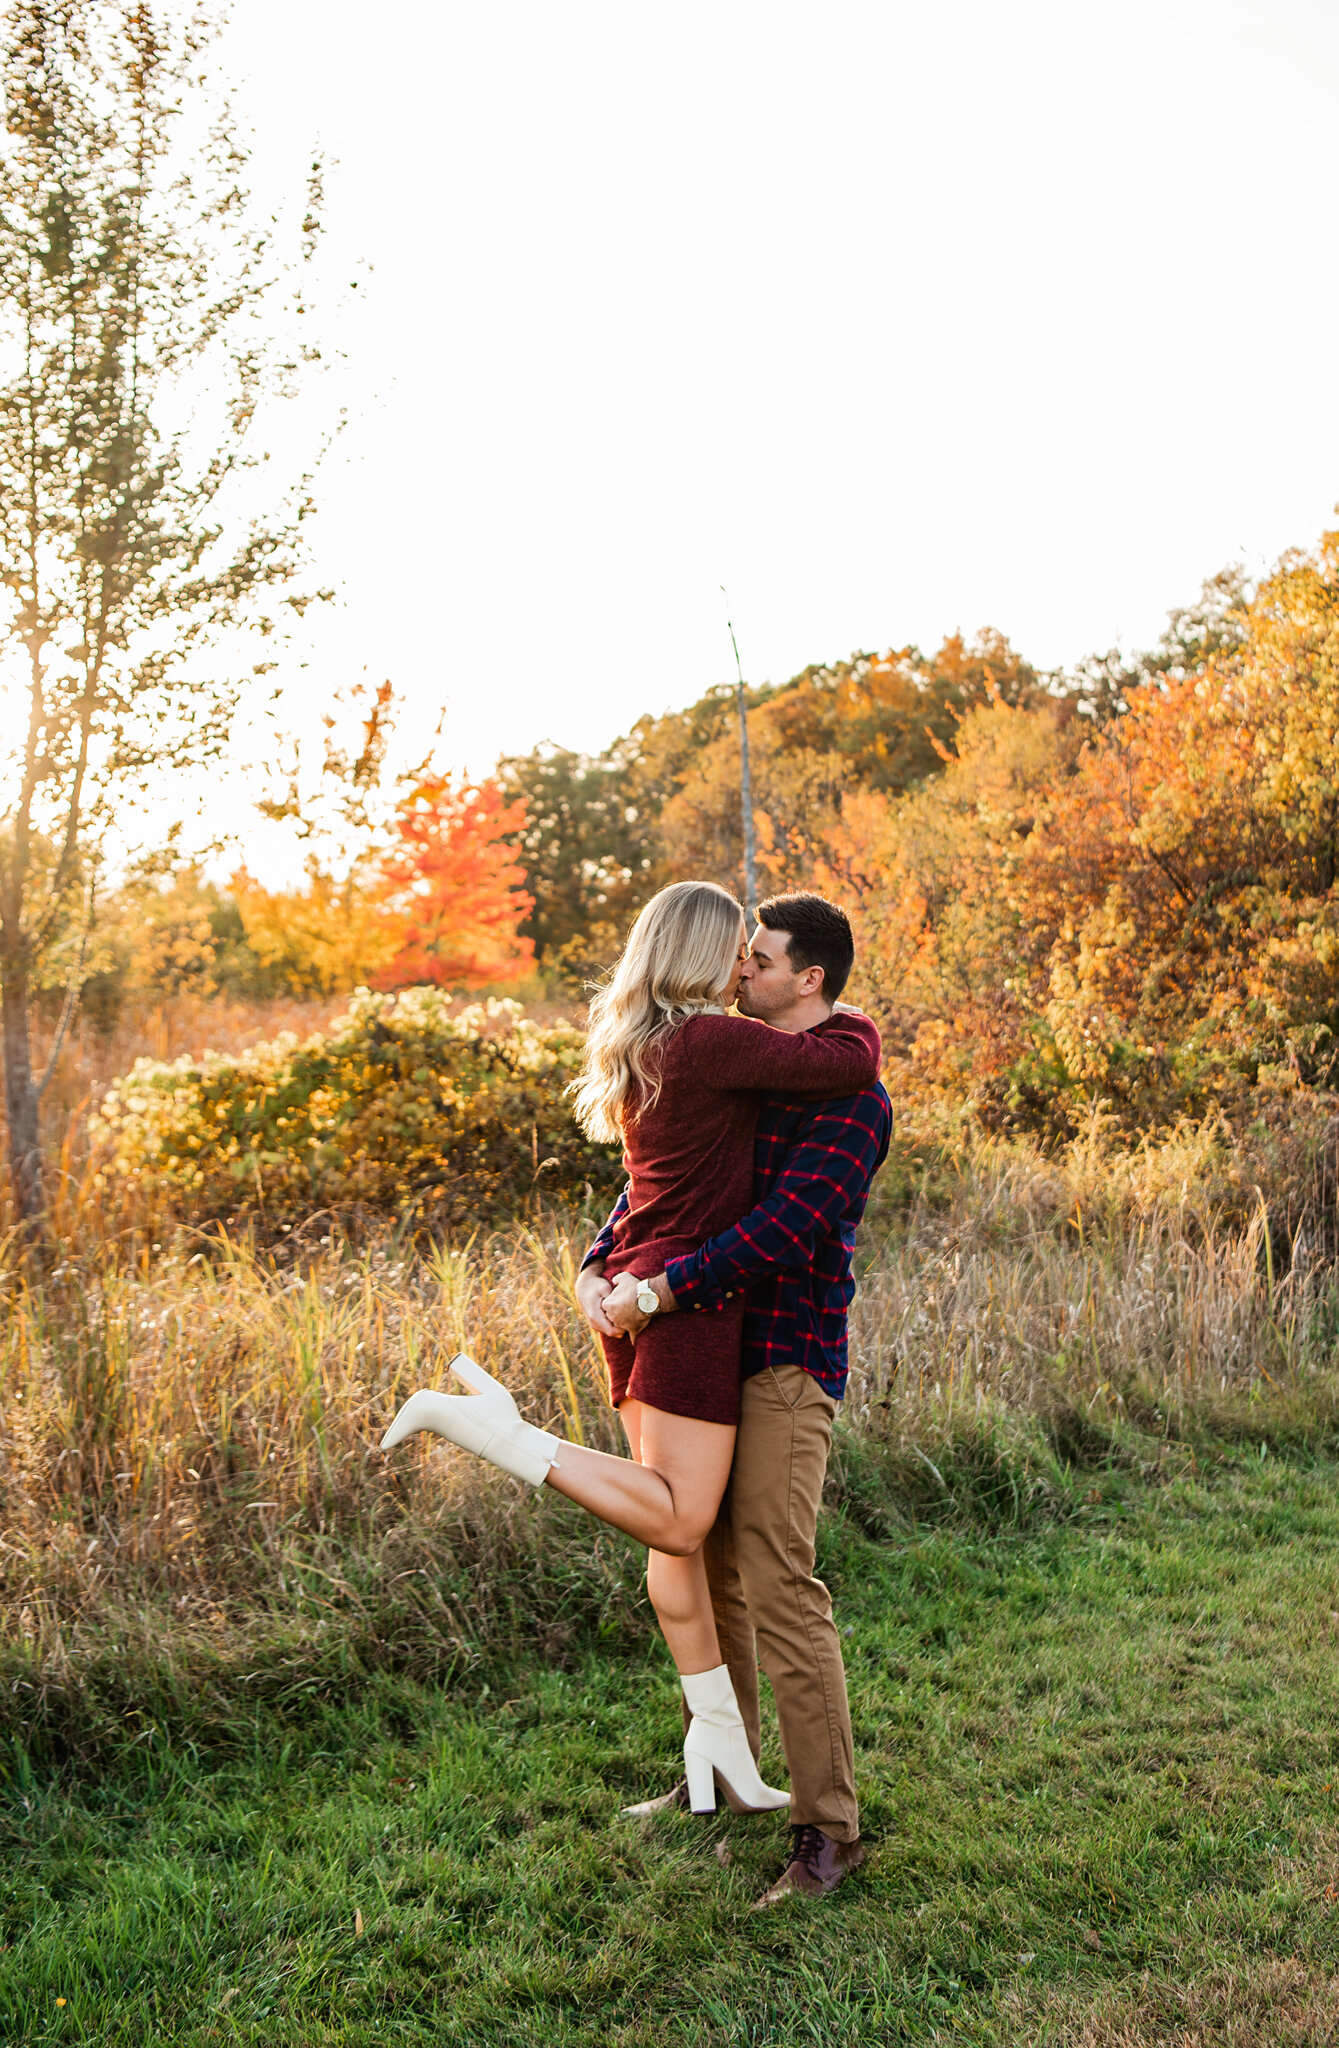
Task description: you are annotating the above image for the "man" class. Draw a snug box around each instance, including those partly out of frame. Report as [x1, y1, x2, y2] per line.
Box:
[576, 891, 891, 1908]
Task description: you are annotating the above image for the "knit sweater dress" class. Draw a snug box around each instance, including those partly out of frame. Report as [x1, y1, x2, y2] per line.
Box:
[598, 1010, 882, 1425]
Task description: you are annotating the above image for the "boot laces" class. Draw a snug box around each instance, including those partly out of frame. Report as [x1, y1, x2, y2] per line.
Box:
[790, 1823, 827, 1876]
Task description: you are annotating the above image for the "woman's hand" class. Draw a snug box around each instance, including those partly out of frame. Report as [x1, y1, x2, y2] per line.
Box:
[605, 1271, 652, 1337]
[575, 1264, 619, 1337]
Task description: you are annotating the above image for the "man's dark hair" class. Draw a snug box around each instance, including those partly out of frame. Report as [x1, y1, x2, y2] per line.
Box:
[756, 891, 855, 1001]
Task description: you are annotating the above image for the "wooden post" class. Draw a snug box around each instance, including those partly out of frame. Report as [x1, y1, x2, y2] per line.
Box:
[722, 593, 759, 919]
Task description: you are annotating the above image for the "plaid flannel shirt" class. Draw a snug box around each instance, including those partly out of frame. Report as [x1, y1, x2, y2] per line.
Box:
[582, 1080, 892, 1400]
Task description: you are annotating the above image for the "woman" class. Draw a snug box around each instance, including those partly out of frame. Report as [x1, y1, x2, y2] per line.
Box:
[382, 880, 880, 1814]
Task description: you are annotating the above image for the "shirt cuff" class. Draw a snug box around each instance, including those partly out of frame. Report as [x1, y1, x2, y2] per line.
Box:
[663, 1251, 732, 1312]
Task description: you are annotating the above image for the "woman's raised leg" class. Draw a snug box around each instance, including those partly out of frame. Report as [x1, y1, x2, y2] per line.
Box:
[382, 1354, 729, 1552]
[382, 1354, 732, 1554]
[382, 1367, 787, 1813]
[544, 1397, 735, 1560]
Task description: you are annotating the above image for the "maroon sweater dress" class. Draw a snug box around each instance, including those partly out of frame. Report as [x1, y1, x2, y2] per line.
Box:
[598, 1010, 882, 1425]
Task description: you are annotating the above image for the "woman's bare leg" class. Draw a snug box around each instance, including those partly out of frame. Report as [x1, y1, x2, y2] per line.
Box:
[618, 1401, 724, 1674]
[543, 1399, 735, 1559]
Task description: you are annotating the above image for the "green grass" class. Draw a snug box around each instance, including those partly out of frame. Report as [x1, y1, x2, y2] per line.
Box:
[6, 1451, 1339, 2045]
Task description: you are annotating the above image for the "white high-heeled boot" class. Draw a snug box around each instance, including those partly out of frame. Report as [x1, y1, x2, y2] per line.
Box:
[380, 1354, 560, 1488]
[681, 1664, 790, 1815]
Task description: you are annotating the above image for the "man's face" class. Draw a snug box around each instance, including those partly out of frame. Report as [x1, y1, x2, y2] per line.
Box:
[736, 923, 810, 1019]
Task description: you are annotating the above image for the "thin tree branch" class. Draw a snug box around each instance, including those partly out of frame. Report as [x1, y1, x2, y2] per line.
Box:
[35, 894, 92, 1101]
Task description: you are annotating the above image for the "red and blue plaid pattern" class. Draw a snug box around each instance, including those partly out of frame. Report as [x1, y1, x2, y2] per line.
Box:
[583, 1080, 891, 1400]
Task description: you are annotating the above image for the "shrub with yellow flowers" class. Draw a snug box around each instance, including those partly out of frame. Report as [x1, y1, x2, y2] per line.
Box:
[92, 990, 622, 1234]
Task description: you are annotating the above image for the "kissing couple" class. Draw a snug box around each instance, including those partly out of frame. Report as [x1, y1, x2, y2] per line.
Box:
[383, 881, 891, 1908]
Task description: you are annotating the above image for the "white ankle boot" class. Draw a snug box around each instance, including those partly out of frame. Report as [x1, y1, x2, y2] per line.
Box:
[681, 1664, 790, 1815]
[380, 1354, 560, 1488]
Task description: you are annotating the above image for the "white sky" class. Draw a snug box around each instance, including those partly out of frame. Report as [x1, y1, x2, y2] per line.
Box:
[206, 0, 1339, 859]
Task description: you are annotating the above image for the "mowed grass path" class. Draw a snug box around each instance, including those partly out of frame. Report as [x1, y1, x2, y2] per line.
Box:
[6, 1453, 1339, 2045]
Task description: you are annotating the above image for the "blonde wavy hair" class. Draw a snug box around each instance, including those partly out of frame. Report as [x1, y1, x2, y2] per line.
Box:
[570, 880, 746, 1142]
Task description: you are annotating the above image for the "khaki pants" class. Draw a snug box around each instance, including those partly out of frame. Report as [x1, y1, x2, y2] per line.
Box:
[687, 1363, 859, 1843]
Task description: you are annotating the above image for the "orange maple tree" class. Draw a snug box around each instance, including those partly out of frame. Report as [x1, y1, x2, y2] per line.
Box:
[376, 774, 536, 988]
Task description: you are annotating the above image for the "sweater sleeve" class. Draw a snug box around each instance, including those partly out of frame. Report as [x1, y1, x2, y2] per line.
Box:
[580, 1182, 629, 1270]
[686, 1010, 882, 1097]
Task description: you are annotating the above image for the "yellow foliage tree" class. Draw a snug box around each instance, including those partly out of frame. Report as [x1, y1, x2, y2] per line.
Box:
[817, 695, 1079, 1087]
[231, 865, 400, 996]
[821, 523, 1339, 1131]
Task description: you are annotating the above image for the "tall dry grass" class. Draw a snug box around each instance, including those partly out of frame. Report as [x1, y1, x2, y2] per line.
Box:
[7, 992, 351, 1242]
[839, 1130, 1339, 1531]
[0, 1213, 637, 1760]
[6, 1109, 1339, 1763]
[852, 1119, 1339, 1432]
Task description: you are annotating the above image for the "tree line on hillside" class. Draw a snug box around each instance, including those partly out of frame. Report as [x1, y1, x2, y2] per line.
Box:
[18, 495, 1339, 1152]
[41, 614, 1138, 1013]
[62, 525, 1333, 1150]
[496, 566, 1251, 981]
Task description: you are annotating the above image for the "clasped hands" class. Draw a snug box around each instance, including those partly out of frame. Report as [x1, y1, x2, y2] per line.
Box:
[574, 1264, 675, 1340]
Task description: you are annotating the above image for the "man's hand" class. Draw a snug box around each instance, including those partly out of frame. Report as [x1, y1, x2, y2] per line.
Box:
[605, 1271, 677, 1337]
[604, 1272, 647, 1336]
[575, 1263, 618, 1338]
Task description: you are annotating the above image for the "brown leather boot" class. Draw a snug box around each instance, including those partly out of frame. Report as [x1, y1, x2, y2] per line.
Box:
[619, 1778, 692, 1818]
[751, 1824, 867, 1907]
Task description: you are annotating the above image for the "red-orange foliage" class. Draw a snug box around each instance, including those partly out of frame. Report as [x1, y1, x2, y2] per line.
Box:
[377, 775, 536, 989]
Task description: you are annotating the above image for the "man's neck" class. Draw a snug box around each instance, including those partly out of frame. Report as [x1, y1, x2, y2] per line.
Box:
[767, 996, 834, 1036]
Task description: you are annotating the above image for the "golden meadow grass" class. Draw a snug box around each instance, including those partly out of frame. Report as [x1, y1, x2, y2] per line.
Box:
[5, 996, 1339, 1761]
[7, 1132, 1339, 1760]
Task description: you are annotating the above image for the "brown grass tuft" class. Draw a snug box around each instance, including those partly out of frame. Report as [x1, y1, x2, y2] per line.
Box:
[1021, 1957, 1339, 2045]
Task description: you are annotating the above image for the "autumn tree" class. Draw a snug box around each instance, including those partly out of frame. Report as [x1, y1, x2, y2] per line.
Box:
[654, 711, 846, 899]
[497, 740, 654, 980]
[650, 630, 1048, 901]
[1020, 529, 1339, 1116]
[497, 631, 1048, 976]
[770, 629, 1047, 791]
[816, 693, 1081, 1091]
[233, 679, 399, 993]
[1068, 565, 1251, 724]
[376, 774, 534, 990]
[817, 528, 1339, 1134]
[0, 0, 326, 1226]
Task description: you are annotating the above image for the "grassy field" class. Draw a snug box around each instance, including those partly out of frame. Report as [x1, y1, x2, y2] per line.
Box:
[9, 1104, 1339, 1768]
[7, 998, 1339, 2040]
[5, 1440, 1339, 2045]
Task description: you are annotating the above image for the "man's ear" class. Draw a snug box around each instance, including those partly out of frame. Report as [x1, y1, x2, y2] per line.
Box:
[798, 963, 826, 999]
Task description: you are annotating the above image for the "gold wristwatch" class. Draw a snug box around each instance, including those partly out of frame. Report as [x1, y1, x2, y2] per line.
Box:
[636, 1281, 659, 1317]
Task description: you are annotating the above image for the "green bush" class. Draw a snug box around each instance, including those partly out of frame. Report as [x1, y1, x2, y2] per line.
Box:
[92, 990, 622, 1233]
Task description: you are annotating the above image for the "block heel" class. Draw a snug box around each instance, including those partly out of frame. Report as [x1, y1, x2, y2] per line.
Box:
[684, 1751, 717, 1813]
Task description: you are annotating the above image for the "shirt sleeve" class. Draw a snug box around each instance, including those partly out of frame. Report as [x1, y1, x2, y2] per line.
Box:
[663, 1094, 889, 1309]
[581, 1182, 629, 1270]
[687, 1010, 881, 1097]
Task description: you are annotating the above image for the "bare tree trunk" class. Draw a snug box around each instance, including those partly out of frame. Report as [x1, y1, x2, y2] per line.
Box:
[1, 946, 44, 1227]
